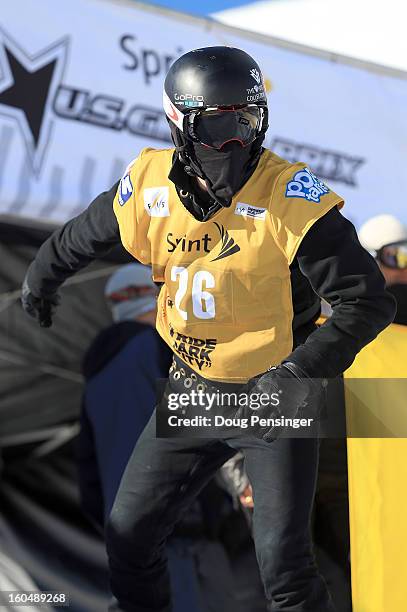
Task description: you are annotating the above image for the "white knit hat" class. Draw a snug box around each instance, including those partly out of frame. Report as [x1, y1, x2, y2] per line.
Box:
[104, 263, 158, 322]
[358, 214, 407, 252]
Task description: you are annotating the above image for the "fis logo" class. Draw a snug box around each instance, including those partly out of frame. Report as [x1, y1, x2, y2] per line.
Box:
[144, 186, 170, 217]
[235, 202, 267, 221]
[118, 173, 133, 206]
[211, 223, 240, 262]
[285, 167, 329, 203]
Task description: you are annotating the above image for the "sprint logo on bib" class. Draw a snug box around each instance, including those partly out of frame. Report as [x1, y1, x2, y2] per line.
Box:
[235, 202, 267, 220]
[285, 167, 329, 203]
[118, 173, 133, 206]
[144, 187, 170, 217]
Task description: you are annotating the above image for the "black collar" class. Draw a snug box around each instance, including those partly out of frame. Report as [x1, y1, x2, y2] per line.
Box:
[168, 153, 221, 222]
[167, 147, 265, 222]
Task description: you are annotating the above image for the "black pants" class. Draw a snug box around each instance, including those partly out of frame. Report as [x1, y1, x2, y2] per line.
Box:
[106, 367, 335, 612]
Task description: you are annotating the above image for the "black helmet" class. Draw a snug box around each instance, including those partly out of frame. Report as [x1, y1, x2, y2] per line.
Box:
[163, 46, 268, 154]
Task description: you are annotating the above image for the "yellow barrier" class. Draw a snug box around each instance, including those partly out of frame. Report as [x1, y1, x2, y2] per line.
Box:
[344, 324, 407, 611]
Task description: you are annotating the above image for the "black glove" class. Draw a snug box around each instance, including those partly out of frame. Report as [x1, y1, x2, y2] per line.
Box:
[236, 362, 323, 443]
[21, 275, 60, 328]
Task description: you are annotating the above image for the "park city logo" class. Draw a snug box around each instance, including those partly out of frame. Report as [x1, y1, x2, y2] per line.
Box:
[168, 324, 217, 371]
[0, 29, 68, 175]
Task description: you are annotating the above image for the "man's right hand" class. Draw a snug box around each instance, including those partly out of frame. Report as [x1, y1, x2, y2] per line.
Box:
[21, 276, 60, 328]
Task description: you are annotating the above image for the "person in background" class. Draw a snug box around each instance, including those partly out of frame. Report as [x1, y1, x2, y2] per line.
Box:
[77, 263, 167, 525]
[359, 214, 407, 325]
[312, 212, 407, 608]
[76, 263, 240, 612]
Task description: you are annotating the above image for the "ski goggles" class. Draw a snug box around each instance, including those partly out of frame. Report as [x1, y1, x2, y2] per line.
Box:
[187, 105, 265, 150]
[375, 240, 407, 270]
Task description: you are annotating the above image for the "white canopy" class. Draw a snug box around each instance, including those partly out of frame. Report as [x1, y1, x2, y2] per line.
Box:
[213, 0, 407, 73]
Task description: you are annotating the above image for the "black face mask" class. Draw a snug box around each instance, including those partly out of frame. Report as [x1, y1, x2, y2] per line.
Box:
[190, 140, 259, 208]
[387, 283, 407, 326]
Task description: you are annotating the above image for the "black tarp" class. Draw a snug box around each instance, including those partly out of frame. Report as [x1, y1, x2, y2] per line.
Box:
[0, 218, 132, 611]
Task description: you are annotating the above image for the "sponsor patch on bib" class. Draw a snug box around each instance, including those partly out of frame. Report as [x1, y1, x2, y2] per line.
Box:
[285, 167, 329, 203]
[234, 202, 267, 220]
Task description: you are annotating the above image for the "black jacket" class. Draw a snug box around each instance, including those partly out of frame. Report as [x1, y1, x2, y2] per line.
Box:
[26, 159, 396, 379]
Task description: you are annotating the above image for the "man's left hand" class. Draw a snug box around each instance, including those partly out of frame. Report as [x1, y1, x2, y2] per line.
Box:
[236, 363, 320, 443]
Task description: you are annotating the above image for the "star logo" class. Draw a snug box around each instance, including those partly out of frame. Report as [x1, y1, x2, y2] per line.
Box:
[0, 29, 68, 175]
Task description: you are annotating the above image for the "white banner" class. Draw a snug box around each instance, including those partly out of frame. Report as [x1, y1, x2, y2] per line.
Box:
[0, 0, 406, 228]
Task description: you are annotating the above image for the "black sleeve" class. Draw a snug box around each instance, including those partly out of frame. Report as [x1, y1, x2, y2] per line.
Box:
[26, 181, 121, 297]
[284, 207, 397, 378]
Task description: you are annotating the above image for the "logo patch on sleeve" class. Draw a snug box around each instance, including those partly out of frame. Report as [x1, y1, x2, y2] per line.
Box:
[118, 173, 133, 206]
[144, 187, 170, 217]
[285, 167, 330, 203]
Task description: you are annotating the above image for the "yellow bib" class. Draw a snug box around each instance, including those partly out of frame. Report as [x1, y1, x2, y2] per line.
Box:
[113, 147, 343, 382]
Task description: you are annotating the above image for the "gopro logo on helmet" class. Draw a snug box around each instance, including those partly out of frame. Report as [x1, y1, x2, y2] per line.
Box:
[285, 167, 330, 203]
[118, 173, 133, 206]
[174, 93, 204, 107]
